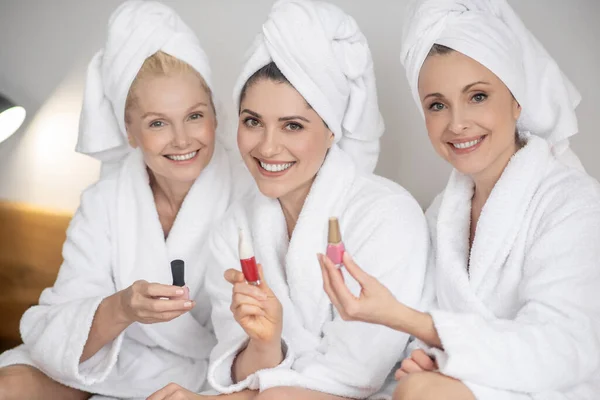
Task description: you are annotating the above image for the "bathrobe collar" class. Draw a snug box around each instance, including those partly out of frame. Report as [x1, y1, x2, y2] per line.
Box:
[435, 135, 552, 314]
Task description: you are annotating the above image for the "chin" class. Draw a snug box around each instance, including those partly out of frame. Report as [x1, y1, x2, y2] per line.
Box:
[165, 165, 206, 183]
[450, 158, 489, 177]
[254, 181, 290, 199]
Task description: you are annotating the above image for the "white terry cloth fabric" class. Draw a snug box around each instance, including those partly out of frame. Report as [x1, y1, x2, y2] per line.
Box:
[232, 0, 384, 174]
[400, 0, 582, 167]
[0, 144, 233, 399]
[205, 145, 429, 399]
[420, 135, 600, 399]
[76, 0, 215, 168]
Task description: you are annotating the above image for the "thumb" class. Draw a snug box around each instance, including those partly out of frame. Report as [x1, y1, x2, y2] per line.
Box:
[257, 263, 274, 295]
[224, 268, 245, 284]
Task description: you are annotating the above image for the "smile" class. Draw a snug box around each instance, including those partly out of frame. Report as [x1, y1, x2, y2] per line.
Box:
[451, 137, 485, 149]
[448, 135, 487, 154]
[259, 160, 295, 172]
[165, 151, 198, 161]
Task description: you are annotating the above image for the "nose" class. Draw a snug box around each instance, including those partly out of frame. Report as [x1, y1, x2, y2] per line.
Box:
[172, 123, 191, 148]
[257, 126, 282, 158]
[448, 105, 470, 135]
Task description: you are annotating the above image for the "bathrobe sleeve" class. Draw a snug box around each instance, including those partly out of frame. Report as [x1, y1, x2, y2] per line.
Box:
[257, 198, 429, 398]
[19, 180, 124, 386]
[429, 195, 600, 392]
[206, 223, 296, 393]
[404, 194, 444, 356]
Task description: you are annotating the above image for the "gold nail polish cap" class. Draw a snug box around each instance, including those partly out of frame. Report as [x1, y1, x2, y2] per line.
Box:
[328, 217, 342, 244]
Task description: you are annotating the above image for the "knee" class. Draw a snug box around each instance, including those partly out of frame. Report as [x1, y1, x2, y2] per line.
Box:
[0, 365, 37, 400]
[393, 372, 432, 400]
[0, 365, 89, 400]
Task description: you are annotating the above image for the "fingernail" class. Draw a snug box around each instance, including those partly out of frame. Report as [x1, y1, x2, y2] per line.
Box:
[176, 289, 184, 295]
[184, 301, 192, 308]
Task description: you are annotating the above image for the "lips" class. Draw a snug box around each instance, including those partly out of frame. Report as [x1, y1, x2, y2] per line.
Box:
[252, 157, 297, 178]
[447, 135, 487, 154]
[450, 136, 485, 149]
[259, 160, 295, 172]
[164, 150, 198, 161]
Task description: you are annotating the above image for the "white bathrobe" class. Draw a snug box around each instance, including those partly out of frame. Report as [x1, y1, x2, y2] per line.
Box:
[421, 135, 600, 399]
[205, 145, 429, 399]
[0, 145, 233, 399]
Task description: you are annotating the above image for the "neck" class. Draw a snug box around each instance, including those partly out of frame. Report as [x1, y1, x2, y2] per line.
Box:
[278, 178, 315, 238]
[149, 169, 193, 216]
[471, 141, 520, 205]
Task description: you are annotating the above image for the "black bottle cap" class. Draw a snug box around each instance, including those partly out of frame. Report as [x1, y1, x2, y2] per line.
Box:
[171, 259, 185, 287]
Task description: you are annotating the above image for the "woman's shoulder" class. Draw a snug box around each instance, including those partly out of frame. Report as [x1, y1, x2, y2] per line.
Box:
[424, 191, 444, 226]
[352, 173, 422, 208]
[534, 160, 600, 222]
[211, 187, 259, 236]
[543, 160, 600, 198]
[77, 173, 119, 211]
[346, 173, 426, 229]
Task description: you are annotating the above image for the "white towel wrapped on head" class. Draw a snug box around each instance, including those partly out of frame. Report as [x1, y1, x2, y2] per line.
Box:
[76, 0, 214, 164]
[232, 0, 384, 173]
[400, 0, 582, 166]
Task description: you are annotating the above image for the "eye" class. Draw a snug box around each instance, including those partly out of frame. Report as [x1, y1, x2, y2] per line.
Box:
[188, 113, 203, 120]
[149, 120, 165, 128]
[428, 102, 445, 111]
[243, 117, 261, 128]
[472, 93, 488, 103]
[285, 122, 303, 132]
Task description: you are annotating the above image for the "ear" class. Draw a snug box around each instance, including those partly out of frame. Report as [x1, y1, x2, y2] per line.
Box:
[512, 99, 522, 121]
[327, 129, 335, 149]
[126, 127, 138, 149]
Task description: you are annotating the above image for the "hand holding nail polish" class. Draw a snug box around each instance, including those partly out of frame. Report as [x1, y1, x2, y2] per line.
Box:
[319, 251, 403, 327]
[224, 263, 283, 346]
[117, 279, 195, 325]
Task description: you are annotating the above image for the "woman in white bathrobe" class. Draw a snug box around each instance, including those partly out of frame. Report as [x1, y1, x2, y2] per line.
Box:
[148, 1, 429, 400]
[320, 0, 600, 399]
[0, 2, 234, 399]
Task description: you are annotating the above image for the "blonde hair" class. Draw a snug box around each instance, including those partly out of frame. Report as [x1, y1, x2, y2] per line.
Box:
[125, 51, 215, 120]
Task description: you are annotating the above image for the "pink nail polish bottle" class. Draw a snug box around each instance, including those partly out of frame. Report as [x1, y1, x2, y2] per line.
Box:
[326, 217, 345, 268]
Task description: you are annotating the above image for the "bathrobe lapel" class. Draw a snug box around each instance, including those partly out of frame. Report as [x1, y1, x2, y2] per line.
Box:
[436, 136, 551, 313]
[115, 146, 230, 360]
[249, 145, 355, 340]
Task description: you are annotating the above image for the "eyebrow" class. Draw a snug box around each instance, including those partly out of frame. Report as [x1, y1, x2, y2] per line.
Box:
[279, 115, 310, 123]
[240, 109, 261, 118]
[141, 102, 208, 119]
[187, 101, 209, 111]
[422, 81, 490, 101]
[240, 109, 310, 123]
[462, 81, 490, 92]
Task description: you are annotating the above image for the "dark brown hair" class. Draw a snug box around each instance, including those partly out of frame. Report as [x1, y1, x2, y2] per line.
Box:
[238, 62, 290, 110]
[427, 43, 454, 57]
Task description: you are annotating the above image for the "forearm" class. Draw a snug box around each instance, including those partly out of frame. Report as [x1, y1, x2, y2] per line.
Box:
[386, 301, 442, 349]
[232, 339, 283, 383]
[80, 291, 131, 363]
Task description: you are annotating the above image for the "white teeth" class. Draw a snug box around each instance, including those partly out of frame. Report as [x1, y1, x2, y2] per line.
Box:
[166, 151, 197, 161]
[452, 138, 483, 149]
[259, 161, 294, 172]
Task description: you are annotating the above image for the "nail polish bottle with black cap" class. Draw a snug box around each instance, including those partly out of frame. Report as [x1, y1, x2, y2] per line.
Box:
[171, 259, 189, 300]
